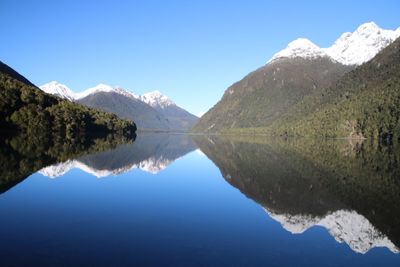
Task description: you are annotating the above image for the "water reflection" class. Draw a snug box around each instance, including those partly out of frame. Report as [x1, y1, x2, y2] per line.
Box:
[39, 133, 197, 178]
[194, 135, 400, 254]
[1, 132, 400, 261]
[0, 132, 135, 194]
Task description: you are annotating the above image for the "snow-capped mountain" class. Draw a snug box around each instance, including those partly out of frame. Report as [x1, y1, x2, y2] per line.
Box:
[325, 22, 400, 65]
[140, 90, 198, 130]
[73, 83, 114, 99]
[140, 90, 175, 109]
[114, 86, 140, 100]
[269, 38, 330, 63]
[40, 82, 173, 106]
[265, 208, 399, 254]
[39, 81, 75, 101]
[39, 82, 197, 130]
[269, 22, 400, 65]
[39, 83, 182, 114]
[73, 83, 138, 100]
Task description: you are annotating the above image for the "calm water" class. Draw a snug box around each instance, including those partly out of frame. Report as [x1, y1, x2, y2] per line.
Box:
[0, 133, 399, 266]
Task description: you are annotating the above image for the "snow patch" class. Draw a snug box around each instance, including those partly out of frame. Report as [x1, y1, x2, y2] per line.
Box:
[74, 83, 115, 99]
[269, 38, 330, 63]
[39, 81, 75, 101]
[139, 90, 175, 109]
[324, 22, 400, 65]
[39, 83, 176, 110]
[264, 208, 399, 254]
[268, 22, 400, 66]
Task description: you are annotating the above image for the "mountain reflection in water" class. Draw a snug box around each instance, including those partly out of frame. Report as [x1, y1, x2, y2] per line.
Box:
[1, 132, 400, 265]
[194, 135, 400, 254]
[39, 134, 197, 178]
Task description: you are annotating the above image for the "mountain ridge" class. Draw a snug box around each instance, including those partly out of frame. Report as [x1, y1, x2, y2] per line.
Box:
[269, 22, 400, 65]
[0, 60, 136, 138]
[40, 82, 198, 131]
[193, 22, 400, 135]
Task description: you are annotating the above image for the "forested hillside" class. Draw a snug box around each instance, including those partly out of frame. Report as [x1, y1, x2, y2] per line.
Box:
[0, 61, 136, 139]
[228, 37, 400, 140]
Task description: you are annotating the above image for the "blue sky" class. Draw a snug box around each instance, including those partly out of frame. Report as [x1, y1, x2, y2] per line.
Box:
[1, 0, 399, 116]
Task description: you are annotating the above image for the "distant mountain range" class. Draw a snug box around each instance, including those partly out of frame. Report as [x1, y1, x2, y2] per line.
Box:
[192, 22, 400, 139]
[40, 82, 198, 131]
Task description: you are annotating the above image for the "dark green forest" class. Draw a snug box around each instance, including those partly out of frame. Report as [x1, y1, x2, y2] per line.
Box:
[252, 37, 400, 140]
[0, 61, 136, 140]
[194, 37, 400, 141]
[0, 132, 135, 194]
[194, 135, 400, 248]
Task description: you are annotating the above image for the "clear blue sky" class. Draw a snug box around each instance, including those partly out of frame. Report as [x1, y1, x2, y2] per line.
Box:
[1, 0, 399, 116]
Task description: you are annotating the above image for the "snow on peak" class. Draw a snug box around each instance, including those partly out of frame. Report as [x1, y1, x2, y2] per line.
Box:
[268, 22, 400, 65]
[268, 38, 330, 63]
[39, 81, 75, 101]
[324, 21, 400, 65]
[140, 90, 175, 109]
[74, 83, 115, 99]
[264, 208, 399, 254]
[38, 82, 176, 108]
[114, 86, 140, 100]
[356, 21, 379, 33]
[71, 84, 138, 100]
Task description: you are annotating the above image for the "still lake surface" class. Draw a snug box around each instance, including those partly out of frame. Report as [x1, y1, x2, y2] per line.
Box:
[0, 133, 400, 266]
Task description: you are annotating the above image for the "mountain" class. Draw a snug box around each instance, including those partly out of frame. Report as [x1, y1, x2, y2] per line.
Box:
[140, 91, 198, 130]
[193, 57, 352, 132]
[268, 22, 400, 66]
[40, 84, 198, 131]
[0, 60, 136, 138]
[192, 22, 399, 133]
[0, 61, 35, 86]
[39, 133, 197, 178]
[75, 83, 116, 99]
[40, 81, 75, 101]
[140, 90, 175, 108]
[323, 22, 400, 65]
[255, 34, 400, 139]
[76, 87, 171, 131]
[267, 38, 330, 63]
[193, 135, 400, 253]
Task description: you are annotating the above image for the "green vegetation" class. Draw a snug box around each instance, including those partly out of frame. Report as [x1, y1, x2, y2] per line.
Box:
[194, 38, 400, 142]
[0, 131, 135, 194]
[0, 60, 138, 192]
[226, 38, 400, 141]
[192, 57, 352, 133]
[0, 61, 136, 139]
[194, 135, 400, 247]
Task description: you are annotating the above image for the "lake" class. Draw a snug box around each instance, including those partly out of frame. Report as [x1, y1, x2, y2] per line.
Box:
[0, 133, 399, 266]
